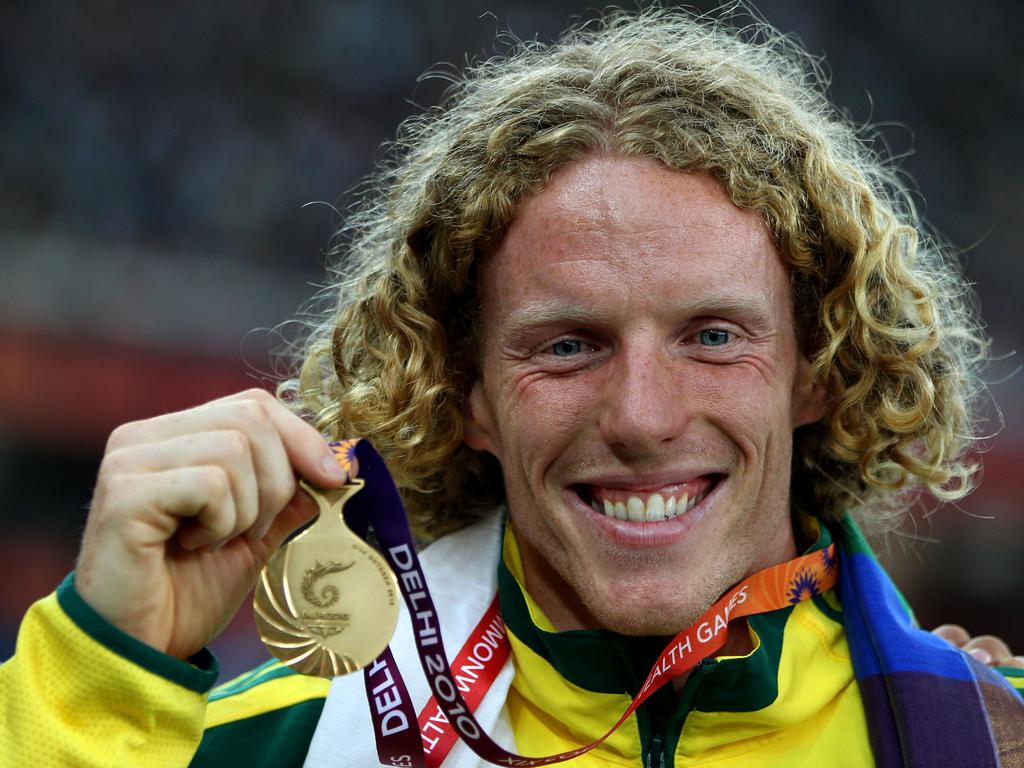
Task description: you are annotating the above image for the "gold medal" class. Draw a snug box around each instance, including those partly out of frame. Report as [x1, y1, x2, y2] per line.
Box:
[253, 478, 400, 677]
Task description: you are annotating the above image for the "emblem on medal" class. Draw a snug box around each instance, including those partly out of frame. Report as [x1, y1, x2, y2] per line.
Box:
[253, 451, 400, 678]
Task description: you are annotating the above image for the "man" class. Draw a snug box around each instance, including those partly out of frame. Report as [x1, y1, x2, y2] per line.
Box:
[1, 9, 1021, 767]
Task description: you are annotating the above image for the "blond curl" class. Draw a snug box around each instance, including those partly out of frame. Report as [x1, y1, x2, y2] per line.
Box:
[280, 7, 987, 540]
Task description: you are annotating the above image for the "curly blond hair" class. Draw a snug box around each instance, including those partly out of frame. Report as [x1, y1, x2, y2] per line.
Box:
[281, 8, 987, 540]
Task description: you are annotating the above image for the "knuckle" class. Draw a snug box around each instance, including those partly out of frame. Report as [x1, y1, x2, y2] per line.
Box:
[219, 428, 252, 462]
[105, 420, 144, 452]
[240, 387, 277, 412]
[233, 398, 272, 430]
[244, 387, 275, 403]
[200, 466, 232, 500]
[99, 446, 131, 475]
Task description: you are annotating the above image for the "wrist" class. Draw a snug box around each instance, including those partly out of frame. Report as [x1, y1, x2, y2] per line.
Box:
[59, 572, 219, 692]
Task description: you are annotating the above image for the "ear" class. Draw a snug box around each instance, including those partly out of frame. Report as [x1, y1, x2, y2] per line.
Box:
[463, 379, 500, 455]
[791, 357, 828, 428]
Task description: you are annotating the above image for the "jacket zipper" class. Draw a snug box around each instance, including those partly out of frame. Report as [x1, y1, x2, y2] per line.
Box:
[646, 658, 715, 768]
[646, 733, 665, 768]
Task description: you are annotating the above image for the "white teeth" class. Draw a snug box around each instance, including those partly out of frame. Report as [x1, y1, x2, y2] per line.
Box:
[626, 497, 645, 521]
[591, 486, 710, 521]
[646, 493, 666, 521]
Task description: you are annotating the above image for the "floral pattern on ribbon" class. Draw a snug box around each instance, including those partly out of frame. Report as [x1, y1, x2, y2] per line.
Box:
[820, 546, 838, 572]
[330, 439, 361, 479]
[786, 568, 821, 605]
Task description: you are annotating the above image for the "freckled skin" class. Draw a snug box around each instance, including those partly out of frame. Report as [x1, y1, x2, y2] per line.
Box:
[464, 154, 825, 636]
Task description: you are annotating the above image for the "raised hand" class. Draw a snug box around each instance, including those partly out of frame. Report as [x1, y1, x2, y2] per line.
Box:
[75, 388, 348, 660]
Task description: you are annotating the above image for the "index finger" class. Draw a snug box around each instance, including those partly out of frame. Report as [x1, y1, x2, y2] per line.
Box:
[211, 389, 348, 488]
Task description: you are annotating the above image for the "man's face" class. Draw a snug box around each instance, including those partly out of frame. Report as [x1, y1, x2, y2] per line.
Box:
[464, 154, 824, 635]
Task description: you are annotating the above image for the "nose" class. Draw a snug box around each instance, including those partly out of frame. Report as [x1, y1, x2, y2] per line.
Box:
[598, 341, 690, 455]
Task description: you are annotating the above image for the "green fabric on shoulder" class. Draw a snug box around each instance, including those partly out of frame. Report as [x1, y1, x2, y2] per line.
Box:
[191, 699, 326, 768]
[196, 655, 331, 766]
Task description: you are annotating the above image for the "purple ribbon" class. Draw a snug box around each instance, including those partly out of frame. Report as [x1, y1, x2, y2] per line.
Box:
[345, 440, 584, 767]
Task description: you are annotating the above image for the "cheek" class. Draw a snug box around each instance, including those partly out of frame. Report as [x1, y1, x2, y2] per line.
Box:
[698, 367, 796, 442]
[503, 376, 598, 455]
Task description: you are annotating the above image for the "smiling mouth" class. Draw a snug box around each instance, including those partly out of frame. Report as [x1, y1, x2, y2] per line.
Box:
[572, 475, 722, 522]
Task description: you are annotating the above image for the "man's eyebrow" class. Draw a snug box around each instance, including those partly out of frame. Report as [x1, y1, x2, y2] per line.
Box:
[501, 301, 602, 327]
[681, 295, 775, 322]
[500, 294, 775, 337]
[500, 301, 605, 339]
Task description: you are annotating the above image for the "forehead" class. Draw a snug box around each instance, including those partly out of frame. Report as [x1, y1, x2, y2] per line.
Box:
[482, 154, 789, 320]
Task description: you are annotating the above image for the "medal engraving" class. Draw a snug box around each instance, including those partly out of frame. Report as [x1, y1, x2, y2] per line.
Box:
[254, 478, 400, 677]
[299, 560, 353, 638]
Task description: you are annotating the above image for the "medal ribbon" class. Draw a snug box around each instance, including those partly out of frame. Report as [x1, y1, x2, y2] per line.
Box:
[333, 440, 838, 768]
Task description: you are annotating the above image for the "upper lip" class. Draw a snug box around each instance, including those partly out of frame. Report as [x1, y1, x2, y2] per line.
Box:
[568, 470, 725, 490]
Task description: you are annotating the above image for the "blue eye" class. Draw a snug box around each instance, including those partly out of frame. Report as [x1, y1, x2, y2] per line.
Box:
[550, 339, 584, 357]
[698, 328, 730, 346]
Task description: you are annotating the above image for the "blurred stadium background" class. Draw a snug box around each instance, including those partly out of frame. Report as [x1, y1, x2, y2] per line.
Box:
[1, 0, 1021, 680]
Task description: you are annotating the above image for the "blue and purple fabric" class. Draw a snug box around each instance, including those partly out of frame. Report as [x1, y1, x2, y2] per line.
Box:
[839, 516, 1024, 766]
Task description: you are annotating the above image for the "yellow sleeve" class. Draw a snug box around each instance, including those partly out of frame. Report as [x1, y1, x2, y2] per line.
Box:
[0, 575, 218, 768]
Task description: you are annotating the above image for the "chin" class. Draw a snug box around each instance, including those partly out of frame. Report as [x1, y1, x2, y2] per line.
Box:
[588, 603, 699, 637]
[579, 582, 708, 637]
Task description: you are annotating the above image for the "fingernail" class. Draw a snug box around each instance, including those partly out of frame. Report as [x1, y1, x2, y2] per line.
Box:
[968, 648, 992, 665]
[321, 453, 347, 482]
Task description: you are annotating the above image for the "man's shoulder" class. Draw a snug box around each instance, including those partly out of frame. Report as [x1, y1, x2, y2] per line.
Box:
[206, 658, 331, 724]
